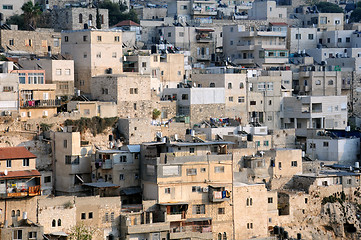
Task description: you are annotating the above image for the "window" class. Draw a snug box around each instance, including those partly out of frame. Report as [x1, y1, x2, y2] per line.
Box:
[64, 140, 68, 148]
[250, 101, 256, 105]
[58, 219, 61, 226]
[44, 176, 51, 183]
[230, 27, 233, 32]
[291, 161, 298, 167]
[268, 197, 273, 203]
[246, 198, 253, 206]
[96, 52, 101, 58]
[189, 147, 194, 153]
[16, 210, 20, 216]
[56, 69, 62, 75]
[65, 69, 71, 75]
[218, 208, 225, 214]
[327, 38, 330, 43]
[3, 86, 13, 92]
[338, 38, 342, 43]
[135, 173, 139, 179]
[201, 168, 206, 173]
[347, 179, 352, 184]
[210, 83, 215, 87]
[111, 212, 115, 222]
[64, 36, 69, 42]
[247, 223, 253, 229]
[29, 232, 37, 239]
[295, 34, 301, 40]
[187, 168, 197, 175]
[182, 94, 189, 100]
[83, 52, 87, 58]
[309, 143, 316, 148]
[328, 80, 334, 85]
[165, 188, 171, 194]
[81, 213, 86, 219]
[228, 83, 232, 89]
[23, 158, 29, 167]
[229, 97, 233, 102]
[13, 230, 22, 240]
[114, 36, 120, 42]
[3, 5, 13, 10]
[83, 35, 87, 42]
[240, 82, 244, 89]
[315, 80, 321, 85]
[278, 162, 282, 170]
[179, 32, 184, 37]
[112, 52, 117, 58]
[130, 88, 138, 94]
[193, 204, 205, 214]
[102, 88, 108, 94]
[346, 37, 351, 43]
[133, 103, 137, 110]
[182, 5, 187, 9]
[238, 96, 245, 103]
[12, 210, 15, 217]
[89, 212, 93, 219]
[308, 34, 314, 40]
[52, 219, 56, 227]
[79, 13, 83, 23]
[9, 39, 14, 46]
[97, 36, 102, 41]
[264, 141, 269, 146]
[6, 160, 11, 168]
[119, 174, 124, 181]
[168, 32, 171, 37]
[230, 40, 233, 45]
[104, 213, 109, 222]
[214, 166, 224, 173]
[65, 156, 71, 165]
[323, 142, 329, 147]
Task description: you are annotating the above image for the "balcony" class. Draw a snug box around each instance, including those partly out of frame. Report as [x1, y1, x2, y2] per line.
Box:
[21, 99, 61, 108]
[196, 34, 213, 43]
[192, 8, 217, 16]
[95, 159, 113, 169]
[208, 187, 230, 202]
[2, 185, 41, 198]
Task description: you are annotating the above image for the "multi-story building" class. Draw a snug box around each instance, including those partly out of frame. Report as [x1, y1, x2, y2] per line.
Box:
[61, 29, 123, 95]
[112, 20, 142, 42]
[280, 95, 348, 137]
[223, 23, 289, 68]
[298, 12, 344, 31]
[19, 58, 75, 96]
[51, 7, 109, 31]
[0, 72, 19, 116]
[52, 129, 92, 195]
[11, 69, 61, 120]
[90, 73, 152, 118]
[248, 0, 287, 21]
[0, 29, 61, 56]
[141, 140, 234, 239]
[0, 147, 41, 199]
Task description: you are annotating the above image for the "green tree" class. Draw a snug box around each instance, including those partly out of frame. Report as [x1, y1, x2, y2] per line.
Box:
[98, 0, 139, 26]
[315, 2, 344, 13]
[350, 8, 361, 22]
[21, 1, 42, 30]
[152, 109, 161, 120]
[6, 14, 25, 30]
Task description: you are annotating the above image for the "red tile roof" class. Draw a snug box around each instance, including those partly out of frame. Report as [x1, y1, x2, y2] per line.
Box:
[113, 20, 140, 27]
[0, 147, 37, 160]
[0, 170, 41, 179]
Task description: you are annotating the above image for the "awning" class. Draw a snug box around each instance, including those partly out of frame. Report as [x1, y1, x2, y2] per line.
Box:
[185, 217, 212, 222]
[48, 232, 68, 237]
[83, 182, 119, 188]
[159, 202, 189, 206]
[126, 145, 141, 153]
[0, 170, 41, 179]
[120, 187, 142, 195]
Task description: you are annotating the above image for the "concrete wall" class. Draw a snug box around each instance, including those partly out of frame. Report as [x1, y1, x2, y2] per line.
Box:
[0, 73, 19, 113]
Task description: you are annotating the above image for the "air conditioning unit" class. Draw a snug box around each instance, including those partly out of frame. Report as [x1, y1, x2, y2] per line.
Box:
[202, 187, 209, 193]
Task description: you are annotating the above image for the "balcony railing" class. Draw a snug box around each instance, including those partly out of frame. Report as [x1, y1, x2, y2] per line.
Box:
[196, 34, 213, 42]
[172, 225, 212, 233]
[2, 185, 41, 198]
[21, 99, 61, 108]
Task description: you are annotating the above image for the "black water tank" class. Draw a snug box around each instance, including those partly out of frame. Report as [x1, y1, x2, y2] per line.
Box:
[297, 233, 302, 239]
[273, 226, 280, 235]
[283, 231, 289, 239]
[280, 227, 284, 234]
[247, 134, 253, 141]
[151, 45, 157, 54]
[109, 135, 113, 141]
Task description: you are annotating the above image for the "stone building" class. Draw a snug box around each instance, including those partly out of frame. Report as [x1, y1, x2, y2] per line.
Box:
[90, 73, 152, 118]
[52, 129, 92, 195]
[0, 29, 61, 56]
[0, 73, 19, 116]
[61, 29, 123, 95]
[51, 7, 109, 31]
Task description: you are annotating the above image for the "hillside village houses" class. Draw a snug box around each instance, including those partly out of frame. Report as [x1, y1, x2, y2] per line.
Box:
[2, 0, 361, 239]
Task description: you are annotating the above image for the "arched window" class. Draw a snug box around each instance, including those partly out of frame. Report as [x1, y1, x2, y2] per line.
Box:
[89, 14, 93, 21]
[16, 210, 20, 217]
[79, 14, 83, 23]
[223, 232, 227, 240]
[218, 233, 222, 240]
[11, 210, 15, 217]
[58, 219, 61, 226]
[315, 80, 321, 85]
[210, 83, 215, 87]
[228, 83, 232, 89]
[240, 82, 244, 89]
[52, 219, 56, 227]
[328, 80, 334, 85]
